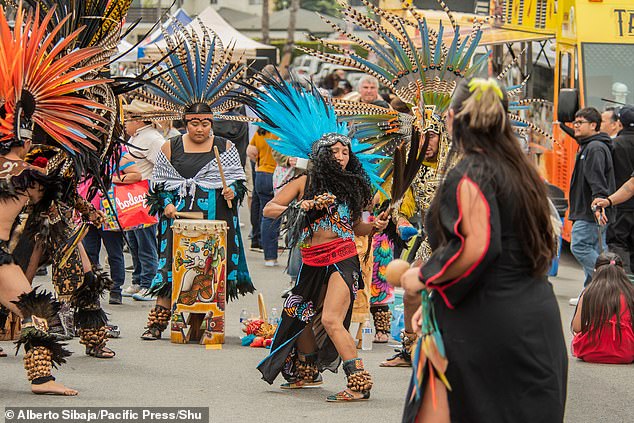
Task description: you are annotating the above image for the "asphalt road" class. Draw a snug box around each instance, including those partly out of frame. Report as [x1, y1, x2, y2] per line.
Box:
[1, 226, 633, 422]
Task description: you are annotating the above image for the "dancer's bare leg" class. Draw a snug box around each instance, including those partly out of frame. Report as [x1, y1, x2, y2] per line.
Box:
[322, 272, 355, 360]
[380, 289, 419, 367]
[156, 296, 170, 308]
[296, 321, 317, 353]
[77, 243, 92, 273]
[418, 377, 450, 423]
[24, 242, 43, 282]
[321, 272, 366, 399]
[0, 264, 78, 396]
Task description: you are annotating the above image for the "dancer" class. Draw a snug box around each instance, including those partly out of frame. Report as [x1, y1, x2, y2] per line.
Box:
[135, 23, 254, 340]
[0, 3, 114, 393]
[9, 0, 144, 357]
[400, 78, 567, 422]
[306, 0, 556, 367]
[239, 75, 388, 402]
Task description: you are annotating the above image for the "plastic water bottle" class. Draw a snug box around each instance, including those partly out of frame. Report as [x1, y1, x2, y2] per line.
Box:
[240, 309, 248, 326]
[361, 319, 373, 351]
[269, 308, 280, 326]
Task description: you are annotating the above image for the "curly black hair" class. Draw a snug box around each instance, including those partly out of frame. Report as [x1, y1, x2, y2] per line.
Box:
[303, 143, 373, 224]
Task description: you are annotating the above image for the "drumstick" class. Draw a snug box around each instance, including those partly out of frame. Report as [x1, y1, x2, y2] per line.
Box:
[213, 146, 233, 209]
[174, 211, 204, 219]
[258, 293, 268, 322]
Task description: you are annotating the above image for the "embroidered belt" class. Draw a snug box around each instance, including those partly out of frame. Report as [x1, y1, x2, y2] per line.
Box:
[301, 238, 357, 267]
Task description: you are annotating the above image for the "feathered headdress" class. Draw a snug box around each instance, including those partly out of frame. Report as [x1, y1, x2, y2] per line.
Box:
[17, 0, 134, 66]
[131, 20, 247, 121]
[306, 1, 552, 145]
[301, 0, 486, 122]
[0, 4, 111, 155]
[234, 74, 386, 190]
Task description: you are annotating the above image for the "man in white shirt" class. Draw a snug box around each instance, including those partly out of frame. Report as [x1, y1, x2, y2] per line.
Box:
[121, 100, 165, 300]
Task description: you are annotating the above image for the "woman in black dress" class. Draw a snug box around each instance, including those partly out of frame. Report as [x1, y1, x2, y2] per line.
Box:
[142, 103, 254, 340]
[400, 78, 568, 422]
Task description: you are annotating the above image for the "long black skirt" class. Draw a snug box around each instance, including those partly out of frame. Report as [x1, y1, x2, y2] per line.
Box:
[257, 255, 363, 384]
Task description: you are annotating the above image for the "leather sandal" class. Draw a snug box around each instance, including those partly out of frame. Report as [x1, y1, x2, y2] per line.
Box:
[86, 345, 115, 359]
[326, 389, 370, 402]
[281, 374, 323, 389]
[141, 327, 161, 340]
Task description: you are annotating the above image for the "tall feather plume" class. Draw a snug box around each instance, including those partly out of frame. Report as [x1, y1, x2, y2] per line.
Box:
[0, 4, 112, 156]
[131, 19, 246, 121]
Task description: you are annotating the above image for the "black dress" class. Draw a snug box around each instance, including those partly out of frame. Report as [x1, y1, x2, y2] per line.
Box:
[402, 157, 568, 423]
[149, 136, 253, 301]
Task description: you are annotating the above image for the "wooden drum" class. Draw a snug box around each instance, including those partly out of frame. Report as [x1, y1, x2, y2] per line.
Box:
[171, 219, 227, 345]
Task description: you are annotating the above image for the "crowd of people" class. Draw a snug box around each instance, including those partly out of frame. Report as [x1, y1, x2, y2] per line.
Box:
[0, 2, 632, 422]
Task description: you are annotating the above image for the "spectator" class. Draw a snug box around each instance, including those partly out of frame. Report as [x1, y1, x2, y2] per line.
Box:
[214, 105, 249, 167]
[356, 75, 390, 108]
[567, 107, 615, 305]
[158, 120, 182, 139]
[121, 100, 164, 300]
[571, 252, 634, 364]
[247, 128, 281, 266]
[271, 149, 306, 294]
[601, 106, 623, 138]
[320, 72, 339, 92]
[82, 151, 143, 305]
[593, 105, 634, 272]
[604, 105, 634, 272]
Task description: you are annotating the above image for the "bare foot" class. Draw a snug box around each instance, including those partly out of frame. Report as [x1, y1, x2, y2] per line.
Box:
[31, 380, 78, 396]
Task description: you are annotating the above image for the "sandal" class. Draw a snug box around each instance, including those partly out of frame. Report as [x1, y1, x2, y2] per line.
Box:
[373, 331, 389, 343]
[141, 327, 161, 340]
[281, 374, 323, 389]
[326, 389, 370, 402]
[86, 345, 116, 359]
[380, 351, 412, 367]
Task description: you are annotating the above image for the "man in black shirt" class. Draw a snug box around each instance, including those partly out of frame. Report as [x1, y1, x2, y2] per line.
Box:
[604, 105, 634, 272]
[567, 107, 615, 289]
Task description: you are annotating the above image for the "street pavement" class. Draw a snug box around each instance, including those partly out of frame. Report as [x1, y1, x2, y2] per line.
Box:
[1, 223, 633, 422]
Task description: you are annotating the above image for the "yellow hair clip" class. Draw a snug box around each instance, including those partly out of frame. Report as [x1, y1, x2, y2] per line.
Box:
[468, 78, 504, 101]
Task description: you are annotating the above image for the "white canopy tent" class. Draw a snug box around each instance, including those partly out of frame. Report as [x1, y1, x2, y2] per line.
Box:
[143, 7, 193, 45]
[114, 39, 139, 62]
[139, 6, 276, 62]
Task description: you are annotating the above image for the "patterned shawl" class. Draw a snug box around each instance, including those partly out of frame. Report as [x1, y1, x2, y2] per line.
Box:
[151, 142, 245, 207]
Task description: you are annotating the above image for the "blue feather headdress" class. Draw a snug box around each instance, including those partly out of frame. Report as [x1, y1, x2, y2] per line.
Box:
[131, 20, 246, 121]
[235, 75, 386, 190]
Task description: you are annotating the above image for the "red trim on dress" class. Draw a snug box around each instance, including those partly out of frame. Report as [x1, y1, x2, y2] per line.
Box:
[421, 175, 492, 309]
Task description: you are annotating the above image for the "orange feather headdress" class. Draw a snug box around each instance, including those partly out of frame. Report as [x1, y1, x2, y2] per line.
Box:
[0, 3, 112, 155]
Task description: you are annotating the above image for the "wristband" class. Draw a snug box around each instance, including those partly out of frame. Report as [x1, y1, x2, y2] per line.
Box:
[607, 197, 613, 207]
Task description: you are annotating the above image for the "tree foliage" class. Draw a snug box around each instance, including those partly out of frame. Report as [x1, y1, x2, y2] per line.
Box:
[275, 0, 339, 16]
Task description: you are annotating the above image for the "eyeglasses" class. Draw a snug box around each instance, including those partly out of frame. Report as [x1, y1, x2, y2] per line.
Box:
[573, 120, 591, 126]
